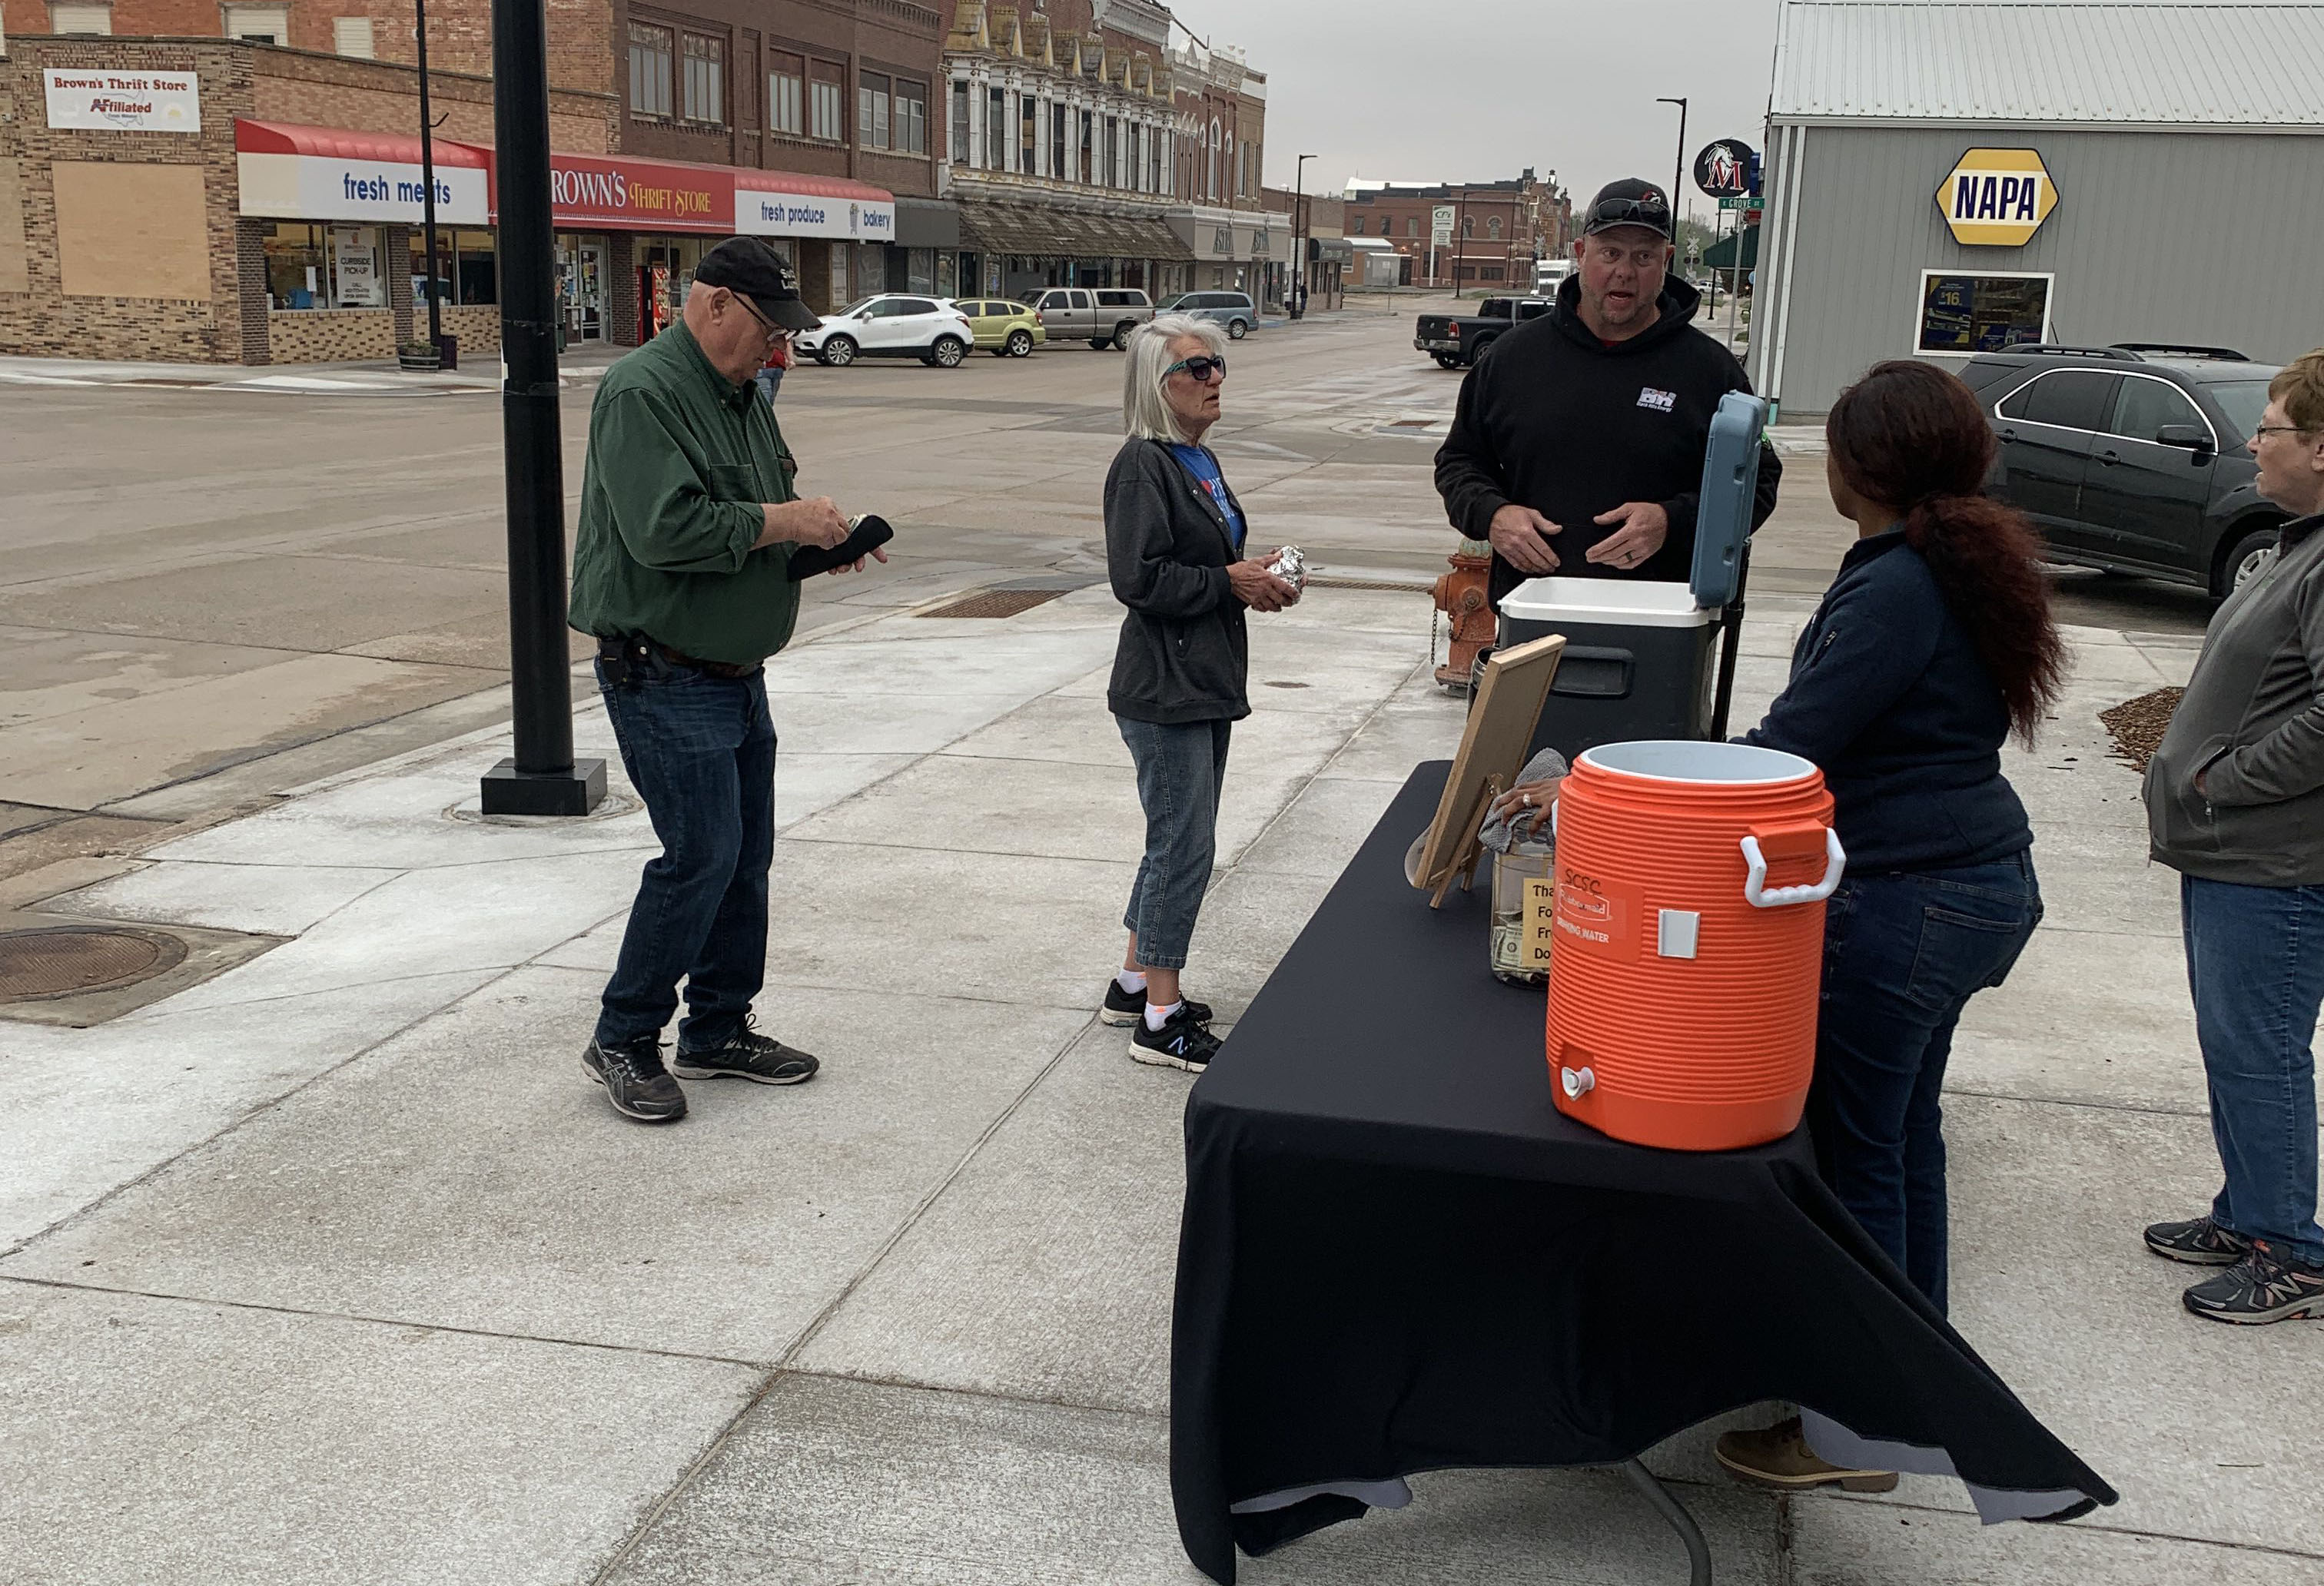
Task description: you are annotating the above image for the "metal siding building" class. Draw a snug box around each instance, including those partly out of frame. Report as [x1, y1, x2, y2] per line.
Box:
[1751, 2, 2324, 416]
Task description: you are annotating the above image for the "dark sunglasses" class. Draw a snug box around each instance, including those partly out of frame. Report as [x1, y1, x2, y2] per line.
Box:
[1587, 195, 1672, 234]
[1165, 354, 1227, 383]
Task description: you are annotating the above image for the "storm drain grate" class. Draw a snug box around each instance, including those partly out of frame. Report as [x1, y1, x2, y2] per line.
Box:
[0, 927, 186, 1004]
[918, 589, 1067, 619]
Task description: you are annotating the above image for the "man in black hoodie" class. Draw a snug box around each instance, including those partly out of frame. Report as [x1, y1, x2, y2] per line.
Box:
[1435, 178, 1780, 604]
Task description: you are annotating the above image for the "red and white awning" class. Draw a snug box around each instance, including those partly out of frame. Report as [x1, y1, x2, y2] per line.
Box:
[236, 119, 490, 226]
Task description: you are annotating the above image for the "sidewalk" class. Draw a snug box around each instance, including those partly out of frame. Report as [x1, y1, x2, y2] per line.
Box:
[1, 582, 2315, 1584]
[0, 343, 629, 396]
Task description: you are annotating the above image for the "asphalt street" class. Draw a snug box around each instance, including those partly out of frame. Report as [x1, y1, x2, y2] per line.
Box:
[0, 294, 2216, 892]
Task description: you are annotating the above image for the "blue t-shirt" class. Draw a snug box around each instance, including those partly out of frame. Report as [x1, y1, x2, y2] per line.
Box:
[1170, 443, 1245, 552]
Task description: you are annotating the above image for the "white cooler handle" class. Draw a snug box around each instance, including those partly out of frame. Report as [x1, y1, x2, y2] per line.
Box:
[1740, 829, 1846, 908]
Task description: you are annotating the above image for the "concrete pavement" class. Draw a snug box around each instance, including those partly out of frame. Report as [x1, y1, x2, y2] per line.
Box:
[2, 564, 2316, 1584]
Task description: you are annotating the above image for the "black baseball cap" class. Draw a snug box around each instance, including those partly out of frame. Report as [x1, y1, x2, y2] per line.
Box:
[1582, 178, 1673, 240]
[695, 237, 822, 331]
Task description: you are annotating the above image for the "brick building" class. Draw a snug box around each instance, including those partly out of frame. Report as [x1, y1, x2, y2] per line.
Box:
[2, 0, 954, 350]
[0, 32, 614, 363]
[1343, 170, 1566, 290]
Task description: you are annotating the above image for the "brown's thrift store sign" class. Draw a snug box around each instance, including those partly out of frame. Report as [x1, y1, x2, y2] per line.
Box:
[44, 68, 202, 133]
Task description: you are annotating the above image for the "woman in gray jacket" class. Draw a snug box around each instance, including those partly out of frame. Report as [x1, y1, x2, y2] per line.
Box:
[2142, 348, 2324, 1324]
[1100, 314, 1300, 1072]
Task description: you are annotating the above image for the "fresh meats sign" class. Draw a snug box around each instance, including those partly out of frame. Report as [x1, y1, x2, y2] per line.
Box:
[548, 155, 732, 233]
[45, 69, 201, 133]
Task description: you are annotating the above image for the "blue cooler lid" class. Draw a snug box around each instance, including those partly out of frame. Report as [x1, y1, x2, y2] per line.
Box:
[1688, 390, 1770, 609]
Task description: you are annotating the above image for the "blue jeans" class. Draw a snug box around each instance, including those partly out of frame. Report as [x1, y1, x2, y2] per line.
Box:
[2183, 874, 2324, 1267]
[1809, 852, 2043, 1313]
[754, 367, 784, 406]
[593, 652, 775, 1053]
[1118, 715, 1232, 970]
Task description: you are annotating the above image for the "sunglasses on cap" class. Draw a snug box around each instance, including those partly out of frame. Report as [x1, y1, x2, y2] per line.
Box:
[1164, 355, 1227, 383]
[1586, 194, 1672, 234]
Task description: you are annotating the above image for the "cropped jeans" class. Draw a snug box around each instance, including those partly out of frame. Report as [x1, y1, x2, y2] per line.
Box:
[1118, 716, 1232, 971]
[2182, 874, 2324, 1267]
[1809, 851, 2043, 1314]
[593, 650, 775, 1055]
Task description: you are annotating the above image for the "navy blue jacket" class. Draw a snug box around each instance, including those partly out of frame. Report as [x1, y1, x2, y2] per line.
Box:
[1743, 529, 2031, 874]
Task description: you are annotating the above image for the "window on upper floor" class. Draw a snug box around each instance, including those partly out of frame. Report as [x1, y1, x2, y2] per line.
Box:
[51, 2, 112, 32]
[809, 71, 844, 141]
[1349, 214, 1363, 235]
[1487, 215, 1503, 240]
[859, 71, 891, 149]
[769, 56, 804, 137]
[1460, 214, 1473, 238]
[629, 23, 673, 120]
[895, 78, 928, 155]
[332, 16, 374, 56]
[223, 3, 288, 43]
[682, 34, 724, 126]
[1406, 217, 1419, 237]
[985, 86, 1006, 171]
[950, 81, 969, 164]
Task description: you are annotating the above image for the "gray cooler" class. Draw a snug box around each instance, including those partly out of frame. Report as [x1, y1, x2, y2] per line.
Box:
[1496, 579, 1720, 763]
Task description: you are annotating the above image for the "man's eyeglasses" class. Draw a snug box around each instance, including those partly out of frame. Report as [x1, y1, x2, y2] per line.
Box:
[2253, 425, 2312, 440]
[1587, 196, 1672, 234]
[1164, 355, 1227, 383]
[731, 292, 786, 345]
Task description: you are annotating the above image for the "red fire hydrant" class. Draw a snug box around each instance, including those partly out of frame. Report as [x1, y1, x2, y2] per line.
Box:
[1432, 542, 1496, 692]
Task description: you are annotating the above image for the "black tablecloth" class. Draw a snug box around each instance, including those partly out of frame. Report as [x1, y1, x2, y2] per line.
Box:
[1169, 763, 2114, 1583]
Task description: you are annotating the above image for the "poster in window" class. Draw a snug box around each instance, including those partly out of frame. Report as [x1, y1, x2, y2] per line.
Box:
[332, 227, 383, 307]
[1917, 274, 2048, 355]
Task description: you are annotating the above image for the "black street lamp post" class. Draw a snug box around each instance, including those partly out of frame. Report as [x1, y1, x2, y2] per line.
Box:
[415, 0, 443, 356]
[1291, 153, 1314, 320]
[480, 0, 605, 815]
[1657, 95, 1688, 244]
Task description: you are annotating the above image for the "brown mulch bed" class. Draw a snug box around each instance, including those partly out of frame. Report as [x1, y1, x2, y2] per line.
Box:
[2099, 687, 2184, 772]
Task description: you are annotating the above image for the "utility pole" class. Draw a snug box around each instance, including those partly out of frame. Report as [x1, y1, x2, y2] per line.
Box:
[480, 0, 605, 815]
[1656, 95, 1688, 219]
[416, 0, 443, 355]
[1452, 191, 1467, 299]
[1292, 152, 1314, 319]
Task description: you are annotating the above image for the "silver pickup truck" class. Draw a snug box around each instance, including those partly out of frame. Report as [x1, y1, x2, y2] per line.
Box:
[1027, 286, 1155, 350]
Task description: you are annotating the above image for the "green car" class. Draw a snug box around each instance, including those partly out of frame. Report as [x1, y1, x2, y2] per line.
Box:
[949, 298, 1047, 357]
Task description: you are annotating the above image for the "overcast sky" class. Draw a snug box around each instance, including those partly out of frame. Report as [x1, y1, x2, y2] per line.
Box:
[1177, 0, 1783, 227]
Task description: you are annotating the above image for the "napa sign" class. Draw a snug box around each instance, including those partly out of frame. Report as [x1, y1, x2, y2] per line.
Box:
[1936, 148, 2058, 247]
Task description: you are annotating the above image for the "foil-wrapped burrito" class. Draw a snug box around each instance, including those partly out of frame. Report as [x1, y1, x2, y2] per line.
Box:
[1273, 544, 1308, 592]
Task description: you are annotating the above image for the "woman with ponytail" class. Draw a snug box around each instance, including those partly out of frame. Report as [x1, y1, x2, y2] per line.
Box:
[1716, 360, 2065, 1494]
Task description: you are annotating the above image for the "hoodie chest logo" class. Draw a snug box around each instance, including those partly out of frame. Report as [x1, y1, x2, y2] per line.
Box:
[1637, 387, 1677, 413]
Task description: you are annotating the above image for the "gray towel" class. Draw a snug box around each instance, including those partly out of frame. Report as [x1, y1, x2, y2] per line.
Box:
[1479, 748, 1569, 853]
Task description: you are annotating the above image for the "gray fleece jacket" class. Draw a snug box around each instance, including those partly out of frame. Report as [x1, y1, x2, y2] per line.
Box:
[2145, 514, 2324, 885]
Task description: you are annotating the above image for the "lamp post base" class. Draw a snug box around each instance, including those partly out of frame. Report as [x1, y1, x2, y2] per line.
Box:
[480, 757, 607, 816]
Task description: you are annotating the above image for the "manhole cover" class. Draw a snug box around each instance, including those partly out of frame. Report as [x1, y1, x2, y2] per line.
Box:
[918, 589, 1066, 619]
[0, 928, 187, 1004]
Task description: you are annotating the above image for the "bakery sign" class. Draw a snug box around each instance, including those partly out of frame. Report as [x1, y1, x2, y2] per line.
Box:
[45, 68, 201, 133]
[1937, 148, 2058, 247]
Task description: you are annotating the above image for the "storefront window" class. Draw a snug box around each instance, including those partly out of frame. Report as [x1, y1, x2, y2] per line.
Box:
[1917, 272, 2051, 354]
[264, 223, 384, 310]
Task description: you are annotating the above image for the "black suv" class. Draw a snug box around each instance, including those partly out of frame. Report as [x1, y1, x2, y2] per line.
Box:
[1958, 345, 2282, 596]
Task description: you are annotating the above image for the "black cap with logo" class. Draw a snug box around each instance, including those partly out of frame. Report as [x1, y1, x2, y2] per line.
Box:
[694, 236, 823, 331]
[1582, 178, 1674, 240]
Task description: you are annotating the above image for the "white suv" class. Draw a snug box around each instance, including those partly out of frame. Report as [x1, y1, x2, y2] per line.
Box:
[795, 294, 975, 368]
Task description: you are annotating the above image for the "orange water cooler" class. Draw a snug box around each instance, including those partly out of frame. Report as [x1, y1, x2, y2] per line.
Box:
[1546, 741, 1845, 1151]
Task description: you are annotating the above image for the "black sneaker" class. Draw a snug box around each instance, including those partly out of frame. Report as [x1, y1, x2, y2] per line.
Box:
[2145, 1215, 2253, 1266]
[2182, 1240, 2324, 1325]
[672, 1017, 820, 1086]
[1100, 980, 1211, 1028]
[582, 1036, 687, 1123]
[1130, 1004, 1223, 1072]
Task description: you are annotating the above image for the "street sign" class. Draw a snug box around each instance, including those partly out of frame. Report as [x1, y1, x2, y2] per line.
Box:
[1693, 138, 1754, 198]
[1430, 204, 1455, 246]
[1718, 195, 1745, 211]
[1936, 148, 2057, 247]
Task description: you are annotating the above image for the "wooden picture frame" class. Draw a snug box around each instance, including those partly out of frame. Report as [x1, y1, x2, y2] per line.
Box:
[1409, 635, 1567, 907]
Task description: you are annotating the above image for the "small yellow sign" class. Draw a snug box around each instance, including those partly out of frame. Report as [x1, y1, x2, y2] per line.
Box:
[1936, 148, 2057, 247]
[1523, 877, 1557, 971]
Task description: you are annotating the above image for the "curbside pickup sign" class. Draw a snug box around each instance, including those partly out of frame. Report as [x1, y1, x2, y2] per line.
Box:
[1937, 148, 2057, 247]
[45, 69, 201, 133]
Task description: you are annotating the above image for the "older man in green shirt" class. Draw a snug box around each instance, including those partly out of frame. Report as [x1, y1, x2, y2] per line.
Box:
[569, 237, 879, 1123]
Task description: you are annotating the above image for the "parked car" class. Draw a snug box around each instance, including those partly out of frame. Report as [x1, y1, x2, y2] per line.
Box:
[951, 298, 1047, 357]
[1413, 296, 1552, 369]
[793, 294, 974, 368]
[1157, 290, 1257, 340]
[1959, 344, 2282, 597]
[1025, 286, 1154, 349]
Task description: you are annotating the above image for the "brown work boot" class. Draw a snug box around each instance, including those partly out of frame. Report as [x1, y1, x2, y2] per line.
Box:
[1714, 1417, 1898, 1493]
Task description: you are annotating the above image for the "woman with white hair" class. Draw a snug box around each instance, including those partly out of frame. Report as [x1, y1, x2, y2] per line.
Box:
[1100, 314, 1300, 1071]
